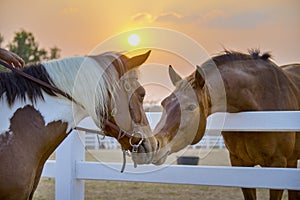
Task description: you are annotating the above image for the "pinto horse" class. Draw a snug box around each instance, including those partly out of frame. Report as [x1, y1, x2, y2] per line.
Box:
[0, 51, 157, 199]
[152, 50, 300, 200]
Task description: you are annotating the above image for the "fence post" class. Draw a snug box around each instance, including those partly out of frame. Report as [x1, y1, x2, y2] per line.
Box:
[55, 131, 85, 200]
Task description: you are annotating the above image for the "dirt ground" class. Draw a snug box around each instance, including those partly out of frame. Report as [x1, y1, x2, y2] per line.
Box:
[33, 148, 289, 200]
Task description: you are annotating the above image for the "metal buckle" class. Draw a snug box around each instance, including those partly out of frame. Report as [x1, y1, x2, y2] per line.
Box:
[129, 131, 144, 147]
[129, 131, 144, 168]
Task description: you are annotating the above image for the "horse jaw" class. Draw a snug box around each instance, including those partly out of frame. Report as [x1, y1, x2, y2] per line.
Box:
[152, 133, 171, 165]
[132, 125, 158, 165]
[152, 115, 197, 165]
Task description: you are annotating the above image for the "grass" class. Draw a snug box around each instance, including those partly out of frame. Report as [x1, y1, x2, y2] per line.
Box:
[33, 178, 287, 200]
[33, 149, 289, 200]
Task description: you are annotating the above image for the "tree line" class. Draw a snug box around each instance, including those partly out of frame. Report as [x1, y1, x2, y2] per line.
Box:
[0, 29, 61, 69]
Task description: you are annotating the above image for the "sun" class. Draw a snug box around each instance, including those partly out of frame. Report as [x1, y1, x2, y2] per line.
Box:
[128, 34, 140, 46]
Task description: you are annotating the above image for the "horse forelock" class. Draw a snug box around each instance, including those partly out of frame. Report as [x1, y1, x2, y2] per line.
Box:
[175, 72, 200, 93]
[93, 52, 138, 78]
[88, 52, 140, 116]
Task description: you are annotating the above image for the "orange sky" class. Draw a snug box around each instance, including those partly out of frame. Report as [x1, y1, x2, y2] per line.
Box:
[1, 0, 299, 102]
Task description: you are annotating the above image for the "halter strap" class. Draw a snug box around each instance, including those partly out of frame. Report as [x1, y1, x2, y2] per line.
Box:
[0, 60, 75, 102]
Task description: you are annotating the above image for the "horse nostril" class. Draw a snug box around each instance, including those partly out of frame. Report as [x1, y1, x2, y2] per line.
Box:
[156, 140, 160, 151]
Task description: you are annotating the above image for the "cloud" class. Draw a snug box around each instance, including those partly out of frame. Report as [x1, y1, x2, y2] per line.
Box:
[155, 12, 182, 22]
[132, 11, 200, 24]
[131, 10, 270, 29]
[132, 13, 154, 23]
[156, 12, 203, 24]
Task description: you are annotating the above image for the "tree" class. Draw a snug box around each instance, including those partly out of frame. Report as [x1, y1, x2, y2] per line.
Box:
[49, 46, 61, 60]
[0, 34, 3, 70]
[0, 34, 4, 48]
[7, 29, 60, 63]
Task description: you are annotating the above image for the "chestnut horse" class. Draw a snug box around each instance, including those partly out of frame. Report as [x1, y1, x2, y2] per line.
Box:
[153, 50, 299, 200]
[0, 51, 157, 199]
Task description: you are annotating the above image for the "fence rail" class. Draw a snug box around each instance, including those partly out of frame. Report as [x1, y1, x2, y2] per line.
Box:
[42, 111, 300, 200]
[85, 134, 225, 150]
[82, 112, 226, 149]
[43, 160, 300, 189]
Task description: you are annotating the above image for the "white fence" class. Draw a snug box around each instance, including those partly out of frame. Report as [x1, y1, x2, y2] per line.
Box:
[85, 134, 225, 150]
[42, 111, 300, 200]
[83, 112, 225, 150]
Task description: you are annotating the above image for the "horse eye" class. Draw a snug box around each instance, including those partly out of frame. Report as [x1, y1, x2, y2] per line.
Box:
[139, 96, 144, 102]
[140, 90, 145, 98]
[186, 104, 197, 111]
[137, 87, 145, 101]
[138, 91, 145, 102]
[124, 81, 131, 91]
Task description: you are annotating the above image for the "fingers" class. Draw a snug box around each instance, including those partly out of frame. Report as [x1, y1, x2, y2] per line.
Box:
[0, 48, 25, 68]
[10, 51, 25, 68]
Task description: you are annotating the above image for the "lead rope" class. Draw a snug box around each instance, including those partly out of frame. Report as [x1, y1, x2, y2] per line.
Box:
[74, 126, 144, 173]
[122, 131, 144, 172]
[121, 150, 127, 173]
[75, 126, 128, 173]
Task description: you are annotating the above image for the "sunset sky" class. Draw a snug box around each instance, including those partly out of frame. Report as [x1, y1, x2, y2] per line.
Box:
[1, 0, 299, 102]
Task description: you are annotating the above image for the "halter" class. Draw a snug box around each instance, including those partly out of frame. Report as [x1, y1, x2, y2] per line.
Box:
[0, 60, 144, 172]
[74, 123, 144, 172]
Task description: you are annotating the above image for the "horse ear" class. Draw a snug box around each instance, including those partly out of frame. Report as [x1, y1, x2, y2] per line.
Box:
[169, 65, 182, 86]
[195, 65, 205, 88]
[126, 50, 151, 70]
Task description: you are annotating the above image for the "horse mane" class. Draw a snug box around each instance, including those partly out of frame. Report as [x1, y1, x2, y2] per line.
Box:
[43, 54, 124, 123]
[210, 49, 272, 67]
[0, 53, 125, 123]
[0, 64, 57, 106]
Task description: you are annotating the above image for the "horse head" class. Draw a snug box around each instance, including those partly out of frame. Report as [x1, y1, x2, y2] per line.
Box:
[88, 51, 157, 165]
[152, 65, 209, 165]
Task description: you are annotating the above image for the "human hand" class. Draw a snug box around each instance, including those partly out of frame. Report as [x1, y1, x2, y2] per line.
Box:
[0, 48, 25, 68]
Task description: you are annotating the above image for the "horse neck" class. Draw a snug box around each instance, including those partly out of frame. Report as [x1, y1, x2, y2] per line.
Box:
[201, 63, 227, 115]
[43, 56, 111, 122]
[42, 56, 84, 98]
[202, 85, 213, 117]
[282, 65, 300, 108]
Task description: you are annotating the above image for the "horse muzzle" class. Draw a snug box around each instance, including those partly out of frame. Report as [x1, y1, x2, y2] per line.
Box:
[129, 127, 158, 165]
[151, 135, 171, 165]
